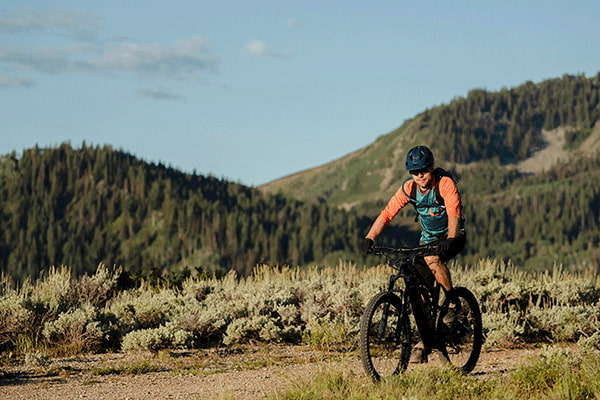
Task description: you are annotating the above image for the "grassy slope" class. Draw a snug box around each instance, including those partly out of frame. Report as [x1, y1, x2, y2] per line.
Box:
[261, 115, 599, 209]
[259, 115, 429, 208]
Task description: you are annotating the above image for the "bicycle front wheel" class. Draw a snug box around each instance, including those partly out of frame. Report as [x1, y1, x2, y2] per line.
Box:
[359, 291, 411, 382]
[437, 287, 483, 373]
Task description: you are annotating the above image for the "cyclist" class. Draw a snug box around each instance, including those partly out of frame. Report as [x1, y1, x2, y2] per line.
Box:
[361, 145, 466, 362]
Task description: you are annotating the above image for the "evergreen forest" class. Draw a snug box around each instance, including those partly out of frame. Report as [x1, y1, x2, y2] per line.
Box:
[0, 144, 365, 283]
[425, 73, 600, 164]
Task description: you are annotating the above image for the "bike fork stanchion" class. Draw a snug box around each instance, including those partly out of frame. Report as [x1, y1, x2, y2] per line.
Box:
[376, 301, 391, 343]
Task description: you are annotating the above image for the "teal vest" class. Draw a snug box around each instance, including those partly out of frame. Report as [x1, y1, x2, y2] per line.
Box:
[413, 186, 448, 243]
[402, 170, 465, 243]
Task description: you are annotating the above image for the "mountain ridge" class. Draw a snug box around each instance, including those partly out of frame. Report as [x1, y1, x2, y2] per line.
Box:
[260, 74, 600, 208]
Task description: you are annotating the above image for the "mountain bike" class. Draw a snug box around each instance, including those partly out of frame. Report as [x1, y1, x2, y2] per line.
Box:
[359, 243, 483, 382]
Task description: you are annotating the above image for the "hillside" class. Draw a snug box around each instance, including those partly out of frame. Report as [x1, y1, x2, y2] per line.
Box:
[0, 144, 366, 282]
[261, 73, 600, 270]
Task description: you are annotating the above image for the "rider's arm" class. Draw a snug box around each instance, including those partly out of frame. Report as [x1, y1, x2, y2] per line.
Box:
[438, 177, 461, 238]
[447, 215, 460, 238]
[365, 181, 411, 240]
[365, 215, 387, 240]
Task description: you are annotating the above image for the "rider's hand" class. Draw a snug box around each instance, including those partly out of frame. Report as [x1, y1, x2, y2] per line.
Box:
[437, 237, 455, 254]
[361, 238, 374, 254]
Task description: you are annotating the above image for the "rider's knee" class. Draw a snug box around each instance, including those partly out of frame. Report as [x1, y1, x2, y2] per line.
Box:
[424, 256, 444, 272]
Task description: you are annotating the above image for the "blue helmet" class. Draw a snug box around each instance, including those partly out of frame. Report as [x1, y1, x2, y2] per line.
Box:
[405, 146, 434, 171]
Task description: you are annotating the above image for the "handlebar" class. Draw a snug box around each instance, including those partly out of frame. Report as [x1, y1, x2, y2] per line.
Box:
[369, 243, 438, 258]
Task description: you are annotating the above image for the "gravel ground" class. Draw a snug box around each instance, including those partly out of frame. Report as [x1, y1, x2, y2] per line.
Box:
[0, 345, 546, 400]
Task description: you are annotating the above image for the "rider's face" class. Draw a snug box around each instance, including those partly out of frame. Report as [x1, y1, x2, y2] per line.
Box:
[410, 167, 433, 188]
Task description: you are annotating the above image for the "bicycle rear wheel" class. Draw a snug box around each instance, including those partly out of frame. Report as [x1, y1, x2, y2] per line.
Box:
[437, 287, 483, 373]
[359, 291, 411, 382]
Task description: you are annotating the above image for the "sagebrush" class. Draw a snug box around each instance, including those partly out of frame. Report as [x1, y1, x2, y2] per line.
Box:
[1, 259, 598, 355]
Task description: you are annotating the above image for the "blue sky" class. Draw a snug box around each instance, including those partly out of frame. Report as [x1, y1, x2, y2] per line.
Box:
[1, 1, 599, 186]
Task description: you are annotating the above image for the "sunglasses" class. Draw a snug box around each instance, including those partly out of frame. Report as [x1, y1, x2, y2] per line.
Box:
[410, 167, 431, 176]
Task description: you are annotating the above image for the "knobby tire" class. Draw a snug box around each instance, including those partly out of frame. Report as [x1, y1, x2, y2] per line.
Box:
[437, 287, 483, 373]
[359, 291, 411, 382]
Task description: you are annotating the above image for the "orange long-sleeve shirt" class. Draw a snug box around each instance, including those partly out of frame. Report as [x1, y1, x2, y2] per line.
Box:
[379, 176, 461, 222]
[367, 175, 462, 242]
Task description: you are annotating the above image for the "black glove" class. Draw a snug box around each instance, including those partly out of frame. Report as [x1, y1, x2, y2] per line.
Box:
[361, 238, 374, 254]
[437, 237, 455, 255]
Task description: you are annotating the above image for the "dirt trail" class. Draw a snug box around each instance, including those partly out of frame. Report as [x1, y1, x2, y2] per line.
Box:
[0, 345, 544, 400]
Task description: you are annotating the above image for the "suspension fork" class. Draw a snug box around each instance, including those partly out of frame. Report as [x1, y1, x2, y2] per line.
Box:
[396, 283, 412, 344]
[375, 273, 402, 342]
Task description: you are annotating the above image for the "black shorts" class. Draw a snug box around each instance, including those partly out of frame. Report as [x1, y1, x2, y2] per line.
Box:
[424, 232, 466, 263]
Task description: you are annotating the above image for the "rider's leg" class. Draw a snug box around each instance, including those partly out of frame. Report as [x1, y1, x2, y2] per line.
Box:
[424, 255, 453, 292]
[424, 255, 460, 328]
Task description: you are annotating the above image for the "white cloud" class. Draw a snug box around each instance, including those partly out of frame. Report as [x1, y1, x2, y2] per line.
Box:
[0, 9, 101, 41]
[0, 46, 71, 74]
[0, 9, 219, 89]
[0, 39, 218, 80]
[246, 40, 270, 57]
[0, 74, 34, 88]
[76, 36, 218, 79]
[246, 39, 285, 58]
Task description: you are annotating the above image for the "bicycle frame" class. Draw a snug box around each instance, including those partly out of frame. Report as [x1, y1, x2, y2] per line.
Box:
[373, 244, 444, 350]
[361, 243, 483, 379]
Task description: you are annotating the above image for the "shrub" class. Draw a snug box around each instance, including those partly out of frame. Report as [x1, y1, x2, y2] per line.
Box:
[108, 287, 180, 332]
[23, 266, 76, 316]
[1, 259, 599, 355]
[0, 294, 32, 351]
[577, 330, 600, 352]
[24, 352, 51, 367]
[42, 304, 117, 355]
[457, 259, 600, 346]
[526, 305, 599, 342]
[169, 299, 228, 346]
[222, 315, 301, 345]
[481, 306, 526, 347]
[121, 323, 193, 353]
[72, 263, 121, 307]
